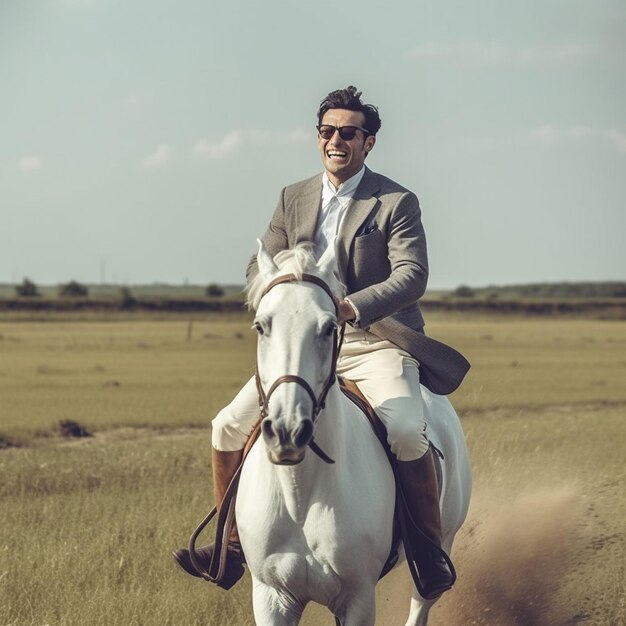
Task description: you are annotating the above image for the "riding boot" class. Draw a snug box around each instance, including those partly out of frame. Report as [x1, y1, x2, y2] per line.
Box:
[397, 448, 455, 600]
[172, 448, 245, 589]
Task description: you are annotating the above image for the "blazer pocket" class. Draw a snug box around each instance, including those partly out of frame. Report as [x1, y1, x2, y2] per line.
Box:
[350, 229, 390, 287]
[354, 227, 384, 247]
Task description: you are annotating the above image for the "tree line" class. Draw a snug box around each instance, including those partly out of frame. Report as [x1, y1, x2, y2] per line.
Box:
[13, 279, 226, 299]
[451, 281, 626, 299]
[10, 278, 626, 302]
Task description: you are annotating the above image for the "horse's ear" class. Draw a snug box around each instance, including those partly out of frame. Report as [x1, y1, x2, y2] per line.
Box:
[317, 237, 338, 280]
[256, 239, 279, 280]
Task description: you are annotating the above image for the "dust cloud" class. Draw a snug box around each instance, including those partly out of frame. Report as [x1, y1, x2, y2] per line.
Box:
[374, 488, 582, 626]
[303, 488, 584, 625]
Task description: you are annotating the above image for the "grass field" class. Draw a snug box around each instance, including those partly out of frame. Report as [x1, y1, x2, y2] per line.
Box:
[1, 312, 625, 625]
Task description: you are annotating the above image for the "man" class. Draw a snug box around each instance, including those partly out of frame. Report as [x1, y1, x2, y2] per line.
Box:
[174, 86, 466, 599]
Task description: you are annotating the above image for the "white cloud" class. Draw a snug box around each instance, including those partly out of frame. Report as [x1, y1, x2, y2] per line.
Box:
[247, 129, 311, 145]
[193, 131, 243, 159]
[141, 144, 169, 168]
[604, 130, 626, 154]
[528, 125, 626, 153]
[457, 126, 626, 155]
[406, 41, 599, 66]
[122, 94, 143, 113]
[193, 128, 311, 159]
[52, 0, 101, 7]
[18, 156, 42, 172]
[516, 44, 596, 64]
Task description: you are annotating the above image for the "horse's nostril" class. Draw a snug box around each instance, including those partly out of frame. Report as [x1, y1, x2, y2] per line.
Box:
[262, 418, 276, 441]
[293, 419, 314, 449]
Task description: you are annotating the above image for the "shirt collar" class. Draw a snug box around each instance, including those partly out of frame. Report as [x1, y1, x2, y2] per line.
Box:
[322, 166, 366, 200]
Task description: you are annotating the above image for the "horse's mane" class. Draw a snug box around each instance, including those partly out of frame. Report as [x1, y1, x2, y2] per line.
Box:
[246, 243, 344, 311]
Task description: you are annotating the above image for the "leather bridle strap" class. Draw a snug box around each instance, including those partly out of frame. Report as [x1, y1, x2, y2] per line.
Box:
[188, 273, 343, 585]
[255, 273, 345, 464]
[260, 375, 319, 418]
[262, 273, 339, 311]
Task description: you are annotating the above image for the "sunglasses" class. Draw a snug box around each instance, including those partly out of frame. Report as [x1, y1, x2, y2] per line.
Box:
[316, 124, 370, 141]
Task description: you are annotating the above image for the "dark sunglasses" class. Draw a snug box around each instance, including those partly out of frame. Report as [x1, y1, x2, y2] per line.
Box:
[316, 124, 370, 141]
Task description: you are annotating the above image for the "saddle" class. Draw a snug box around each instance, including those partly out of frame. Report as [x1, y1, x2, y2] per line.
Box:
[187, 377, 452, 597]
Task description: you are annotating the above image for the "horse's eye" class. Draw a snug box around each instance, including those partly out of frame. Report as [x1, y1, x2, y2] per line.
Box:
[323, 323, 336, 338]
[253, 322, 264, 335]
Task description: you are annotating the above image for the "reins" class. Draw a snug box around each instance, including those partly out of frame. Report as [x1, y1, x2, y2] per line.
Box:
[186, 271, 455, 600]
[254, 272, 345, 464]
[187, 272, 345, 585]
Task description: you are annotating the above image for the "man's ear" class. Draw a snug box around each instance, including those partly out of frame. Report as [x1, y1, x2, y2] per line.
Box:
[364, 135, 376, 154]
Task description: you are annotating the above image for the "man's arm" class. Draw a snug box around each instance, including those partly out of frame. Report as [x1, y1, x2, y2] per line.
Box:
[245, 187, 290, 285]
[345, 191, 428, 328]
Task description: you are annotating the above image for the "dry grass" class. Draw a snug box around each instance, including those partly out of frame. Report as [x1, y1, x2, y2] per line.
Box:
[0, 313, 624, 625]
[0, 317, 257, 443]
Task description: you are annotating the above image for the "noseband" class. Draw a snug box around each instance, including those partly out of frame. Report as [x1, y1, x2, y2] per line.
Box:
[254, 273, 345, 464]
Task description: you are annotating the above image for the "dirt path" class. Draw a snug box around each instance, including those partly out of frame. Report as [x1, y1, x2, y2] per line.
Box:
[300, 484, 623, 626]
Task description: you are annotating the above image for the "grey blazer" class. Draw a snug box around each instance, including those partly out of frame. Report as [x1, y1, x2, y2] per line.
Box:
[247, 167, 470, 394]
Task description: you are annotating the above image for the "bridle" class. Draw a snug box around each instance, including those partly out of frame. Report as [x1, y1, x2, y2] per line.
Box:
[254, 272, 345, 464]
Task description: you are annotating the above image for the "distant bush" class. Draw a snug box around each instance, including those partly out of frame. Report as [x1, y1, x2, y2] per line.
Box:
[480, 282, 626, 299]
[454, 285, 475, 298]
[119, 287, 137, 309]
[15, 278, 40, 297]
[0, 433, 20, 449]
[57, 419, 92, 438]
[59, 280, 89, 297]
[206, 283, 225, 297]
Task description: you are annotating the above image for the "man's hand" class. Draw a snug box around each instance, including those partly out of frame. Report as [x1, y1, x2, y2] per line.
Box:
[337, 299, 357, 324]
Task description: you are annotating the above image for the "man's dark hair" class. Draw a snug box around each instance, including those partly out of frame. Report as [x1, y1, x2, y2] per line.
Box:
[317, 86, 382, 136]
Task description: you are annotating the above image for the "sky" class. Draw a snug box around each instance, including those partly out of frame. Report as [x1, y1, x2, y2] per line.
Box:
[1, 0, 624, 289]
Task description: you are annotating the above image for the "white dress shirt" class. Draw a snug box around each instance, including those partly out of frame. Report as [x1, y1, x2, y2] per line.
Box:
[314, 166, 366, 253]
[313, 166, 366, 323]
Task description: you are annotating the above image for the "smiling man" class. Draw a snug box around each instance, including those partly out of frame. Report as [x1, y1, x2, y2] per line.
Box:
[174, 86, 467, 600]
[319, 108, 376, 188]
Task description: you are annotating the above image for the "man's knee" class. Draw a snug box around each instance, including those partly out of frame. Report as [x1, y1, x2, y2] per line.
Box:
[211, 377, 261, 451]
[385, 416, 429, 461]
[212, 406, 249, 451]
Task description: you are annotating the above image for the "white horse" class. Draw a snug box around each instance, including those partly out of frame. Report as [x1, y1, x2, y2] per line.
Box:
[236, 242, 472, 626]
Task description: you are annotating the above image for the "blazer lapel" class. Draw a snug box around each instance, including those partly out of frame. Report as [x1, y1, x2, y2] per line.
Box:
[294, 175, 323, 244]
[337, 168, 381, 276]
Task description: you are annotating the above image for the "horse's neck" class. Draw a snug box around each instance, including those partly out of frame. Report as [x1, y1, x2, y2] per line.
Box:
[271, 384, 347, 524]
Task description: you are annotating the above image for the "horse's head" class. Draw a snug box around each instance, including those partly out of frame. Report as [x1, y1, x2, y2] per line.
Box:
[248, 241, 343, 465]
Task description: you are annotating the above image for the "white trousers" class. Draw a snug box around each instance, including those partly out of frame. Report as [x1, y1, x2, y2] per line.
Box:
[211, 329, 429, 461]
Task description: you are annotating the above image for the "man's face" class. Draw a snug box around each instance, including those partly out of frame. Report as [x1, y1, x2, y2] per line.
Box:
[317, 108, 376, 187]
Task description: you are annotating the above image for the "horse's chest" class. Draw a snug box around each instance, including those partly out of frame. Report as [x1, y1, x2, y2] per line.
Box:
[245, 502, 342, 590]
[258, 548, 342, 604]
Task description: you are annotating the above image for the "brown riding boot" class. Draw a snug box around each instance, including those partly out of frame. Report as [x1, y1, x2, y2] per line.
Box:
[172, 448, 245, 589]
[397, 448, 455, 600]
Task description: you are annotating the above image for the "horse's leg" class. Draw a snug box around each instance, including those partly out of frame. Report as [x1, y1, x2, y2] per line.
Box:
[334, 586, 376, 626]
[404, 592, 437, 626]
[251, 577, 304, 626]
[404, 533, 455, 626]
